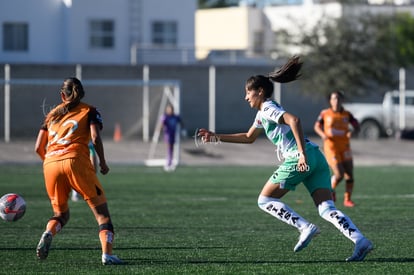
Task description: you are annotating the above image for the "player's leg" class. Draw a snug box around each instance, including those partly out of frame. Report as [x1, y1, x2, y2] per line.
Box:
[72, 157, 124, 265]
[314, 193, 373, 261]
[167, 142, 174, 168]
[330, 163, 344, 202]
[37, 160, 71, 260]
[258, 159, 320, 252]
[307, 152, 373, 261]
[87, 201, 124, 265]
[324, 148, 344, 202]
[342, 158, 355, 207]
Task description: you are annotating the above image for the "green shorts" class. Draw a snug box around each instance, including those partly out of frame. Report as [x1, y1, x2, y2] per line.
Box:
[269, 147, 331, 194]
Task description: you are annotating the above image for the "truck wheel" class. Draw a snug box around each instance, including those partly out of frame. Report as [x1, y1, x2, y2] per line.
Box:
[359, 120, 381, 140]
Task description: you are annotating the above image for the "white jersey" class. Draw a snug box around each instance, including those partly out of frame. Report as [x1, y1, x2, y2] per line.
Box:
[253, 99, 317, 160]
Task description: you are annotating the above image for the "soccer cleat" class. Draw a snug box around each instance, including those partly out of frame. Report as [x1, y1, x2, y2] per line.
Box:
[102, 254, 125, 265]
[346, 238, 373, 262]
[294, 223, 320, 252]
[344, 200, 355, 207]
[36, 231, 53, 260]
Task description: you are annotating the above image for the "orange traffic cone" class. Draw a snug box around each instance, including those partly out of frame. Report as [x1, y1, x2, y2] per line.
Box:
[113, 123, 122, 142]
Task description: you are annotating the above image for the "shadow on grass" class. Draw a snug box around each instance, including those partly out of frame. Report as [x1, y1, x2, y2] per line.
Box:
[109, 257, 414, 265]
[2, 245, 413, 265]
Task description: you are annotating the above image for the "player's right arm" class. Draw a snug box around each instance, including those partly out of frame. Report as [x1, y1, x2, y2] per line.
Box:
[34, 129, 48, 161]
[314, 112, 328, 140]
[198, 125, 262, 144]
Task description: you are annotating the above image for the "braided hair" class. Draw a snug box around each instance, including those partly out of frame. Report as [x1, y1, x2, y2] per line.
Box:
[245, 56, 303, 99]
[43, 77, 85, 128]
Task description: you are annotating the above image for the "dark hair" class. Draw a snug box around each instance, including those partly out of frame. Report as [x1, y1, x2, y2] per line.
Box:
[328, 90, 345, 101]
[245, 56, 303, 99]
[43, 77, 85, 127]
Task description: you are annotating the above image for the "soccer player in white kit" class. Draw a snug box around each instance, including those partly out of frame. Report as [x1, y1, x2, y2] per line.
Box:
[198, 56, 373, 261]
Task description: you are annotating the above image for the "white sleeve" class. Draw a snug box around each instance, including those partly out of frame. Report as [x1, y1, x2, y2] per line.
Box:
[253, 111, 263, 128]
[262, 103, 286, 124]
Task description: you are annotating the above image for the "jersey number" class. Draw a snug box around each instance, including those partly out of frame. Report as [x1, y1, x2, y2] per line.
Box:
[49, 119, 79, 145]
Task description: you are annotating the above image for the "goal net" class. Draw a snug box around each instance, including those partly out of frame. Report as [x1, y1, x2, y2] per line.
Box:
[84, 78, 182, 167]
[2, 64, 181, 167]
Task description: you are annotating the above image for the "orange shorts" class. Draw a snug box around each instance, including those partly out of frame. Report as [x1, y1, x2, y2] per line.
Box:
[323, 142, 353, 167]
[43, 157, 107, 213]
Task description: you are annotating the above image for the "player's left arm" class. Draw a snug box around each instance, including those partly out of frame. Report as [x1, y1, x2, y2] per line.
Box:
[90, 123, 109, 175]
[280, 111, 308, 172]
[89, 108, 109, 175]
[348, 112, 360, 137]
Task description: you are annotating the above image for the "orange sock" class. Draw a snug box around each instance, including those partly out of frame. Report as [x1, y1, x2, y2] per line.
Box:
[345, 181, 354, 201]
[99, 230, 114, 255]
[45, 219, 62, 236]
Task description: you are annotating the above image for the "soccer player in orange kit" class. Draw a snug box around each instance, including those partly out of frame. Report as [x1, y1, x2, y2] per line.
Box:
[314, 90, 360, 207]
[34, 77, 124, 265]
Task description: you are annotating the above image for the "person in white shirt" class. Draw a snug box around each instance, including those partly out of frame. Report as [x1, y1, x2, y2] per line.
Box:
[197, 56, 373, 262]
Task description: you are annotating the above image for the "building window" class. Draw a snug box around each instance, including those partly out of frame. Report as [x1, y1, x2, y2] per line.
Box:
[3, 22, 29, 52]
[151, 21, 177, 46]
[89, 20, 114, 49]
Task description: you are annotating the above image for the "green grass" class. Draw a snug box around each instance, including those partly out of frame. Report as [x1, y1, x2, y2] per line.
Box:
[0, 165, 413, 274]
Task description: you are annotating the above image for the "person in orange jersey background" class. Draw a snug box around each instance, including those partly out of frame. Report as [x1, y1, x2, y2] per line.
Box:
[314, 90, 360, 207]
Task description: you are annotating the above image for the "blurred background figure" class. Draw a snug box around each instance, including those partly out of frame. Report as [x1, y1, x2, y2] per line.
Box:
[314, 90, 360, 207]
[161, 104, 182, 171]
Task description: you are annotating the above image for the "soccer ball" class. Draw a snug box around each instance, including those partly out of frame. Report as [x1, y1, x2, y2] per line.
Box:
[0, 193, 26, 222]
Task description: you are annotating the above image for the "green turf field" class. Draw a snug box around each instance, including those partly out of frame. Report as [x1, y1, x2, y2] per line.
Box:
[0, 165, 413, 274]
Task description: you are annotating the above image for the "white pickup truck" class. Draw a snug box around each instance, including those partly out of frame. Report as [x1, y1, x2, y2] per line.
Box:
[343, 90, 414, 139]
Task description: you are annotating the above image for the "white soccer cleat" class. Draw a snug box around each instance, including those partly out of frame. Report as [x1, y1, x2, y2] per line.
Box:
[346, 238, 373, 262]
[36, 231, 53, 260]
[102, 254, 125, 265]
[294, 223, 320, 252]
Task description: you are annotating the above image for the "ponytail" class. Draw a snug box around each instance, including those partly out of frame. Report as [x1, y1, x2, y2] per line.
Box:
[267, 55, 302, 83]
[43, 77, 85, 128]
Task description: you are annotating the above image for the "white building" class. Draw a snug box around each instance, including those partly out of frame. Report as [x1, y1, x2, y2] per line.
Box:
[196, 2, 342, 62]
[196, 1, 414, 63]
[2, 0, 414, 65]
[0, 0, 197, 65]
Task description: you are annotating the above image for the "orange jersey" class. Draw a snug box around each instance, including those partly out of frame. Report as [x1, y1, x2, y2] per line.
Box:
[316, 108, 357, 148]
[42, 102, 103, 164]
[317, 108, 358, 165]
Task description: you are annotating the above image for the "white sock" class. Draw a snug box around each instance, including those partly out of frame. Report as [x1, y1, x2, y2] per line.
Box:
[318, 200, 364, 243]
[258, 195, 309, 231]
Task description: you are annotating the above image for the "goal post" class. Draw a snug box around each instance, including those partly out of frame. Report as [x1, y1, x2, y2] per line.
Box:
[1, 63, 181, 166]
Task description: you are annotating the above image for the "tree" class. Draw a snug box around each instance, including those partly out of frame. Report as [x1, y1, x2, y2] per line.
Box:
[393, 12, 414, 67]
[275, 11, 414, 97]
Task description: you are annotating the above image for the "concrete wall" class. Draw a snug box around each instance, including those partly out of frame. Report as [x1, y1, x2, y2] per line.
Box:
[0, 63, 339, 141]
